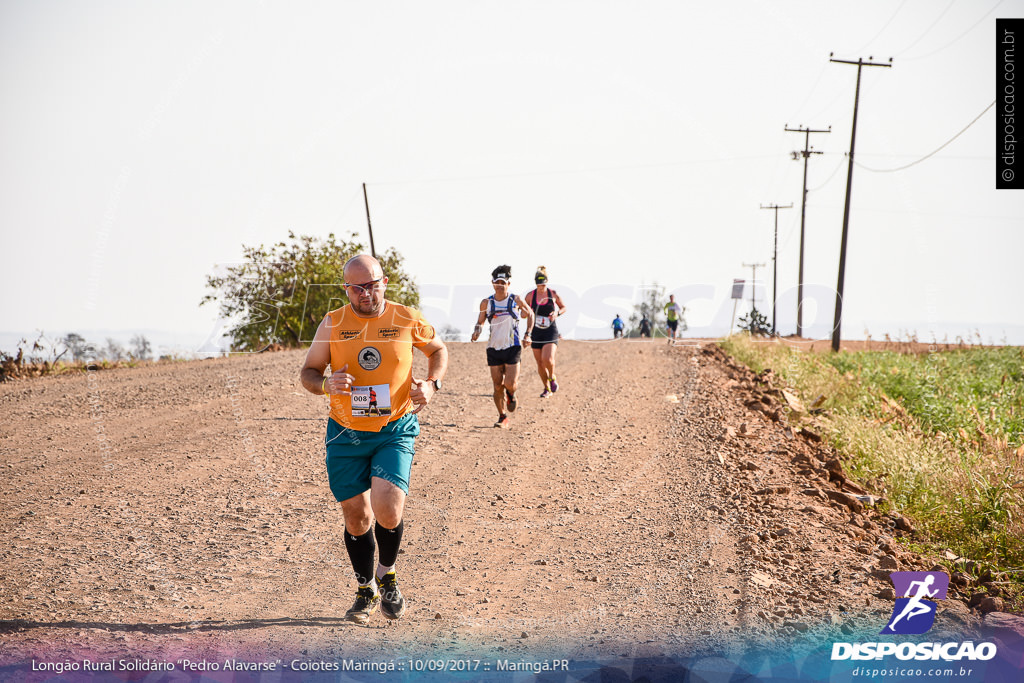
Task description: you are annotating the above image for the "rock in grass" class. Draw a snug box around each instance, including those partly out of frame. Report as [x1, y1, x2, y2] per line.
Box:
[825, 490, 864, 513]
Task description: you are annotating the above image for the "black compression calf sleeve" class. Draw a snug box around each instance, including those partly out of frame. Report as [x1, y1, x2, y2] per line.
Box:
[343, 527, 376, 585]
[374, 520, 404, 569]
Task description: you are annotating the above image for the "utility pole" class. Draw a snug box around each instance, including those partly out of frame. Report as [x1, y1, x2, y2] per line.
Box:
[742, 262, 766, 317]
[362, 183, 378, 259]
[829, 55, 891, 352]
[760, 203, 792, 337]
[784, 124, 830, 338]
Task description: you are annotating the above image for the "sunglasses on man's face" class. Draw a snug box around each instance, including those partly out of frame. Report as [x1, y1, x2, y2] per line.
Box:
[344, 278, 385, 295]
[492, 279, 509, 284]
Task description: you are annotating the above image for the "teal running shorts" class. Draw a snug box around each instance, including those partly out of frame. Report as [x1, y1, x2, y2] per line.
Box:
[325, 413, 419, 502]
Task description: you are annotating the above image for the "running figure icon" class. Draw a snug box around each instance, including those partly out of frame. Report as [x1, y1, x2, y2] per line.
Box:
[880, 571, 949, 635]
[885, 574, 938, 632]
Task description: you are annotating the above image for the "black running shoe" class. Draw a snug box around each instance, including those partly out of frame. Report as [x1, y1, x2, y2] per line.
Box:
[344, 585, 380, 624]
[376, 572, 406, 620]
[506, 388, 517, 413]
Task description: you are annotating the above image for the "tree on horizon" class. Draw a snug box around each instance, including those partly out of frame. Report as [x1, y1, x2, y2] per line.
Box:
[201, 231, 419, 352]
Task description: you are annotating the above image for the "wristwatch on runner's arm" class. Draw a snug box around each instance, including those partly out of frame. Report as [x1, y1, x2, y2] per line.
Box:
[429, 378, 442, 392]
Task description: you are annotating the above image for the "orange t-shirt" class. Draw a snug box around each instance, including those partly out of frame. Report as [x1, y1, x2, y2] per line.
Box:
[326, 301, 436, 432]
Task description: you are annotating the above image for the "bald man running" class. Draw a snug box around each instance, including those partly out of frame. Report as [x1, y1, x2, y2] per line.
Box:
[300, 254, 448, 624]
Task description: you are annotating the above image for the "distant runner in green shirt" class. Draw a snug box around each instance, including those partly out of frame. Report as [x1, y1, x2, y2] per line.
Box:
[664, 294, 682, 343]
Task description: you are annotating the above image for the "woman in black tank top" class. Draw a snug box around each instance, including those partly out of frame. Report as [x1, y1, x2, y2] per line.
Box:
[526, 266, 566, 398]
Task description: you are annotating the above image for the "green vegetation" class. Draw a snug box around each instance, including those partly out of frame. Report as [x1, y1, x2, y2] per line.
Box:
[827, 347, 1023, 450]
[736, 307, 771, 336]
[720, 334, 1024, 603]
[201, 231, 419, 352]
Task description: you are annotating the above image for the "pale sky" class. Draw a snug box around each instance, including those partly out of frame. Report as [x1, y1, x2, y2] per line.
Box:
[1, 0, 1022, 353]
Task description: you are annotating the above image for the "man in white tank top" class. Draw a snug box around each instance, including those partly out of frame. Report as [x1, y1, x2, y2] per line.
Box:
[471, 265, 535, 428]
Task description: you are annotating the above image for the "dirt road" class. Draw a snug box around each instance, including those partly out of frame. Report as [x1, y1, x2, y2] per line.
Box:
[0, 339, 988, 665]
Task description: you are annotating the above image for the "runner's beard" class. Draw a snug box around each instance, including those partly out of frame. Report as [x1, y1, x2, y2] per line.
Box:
[351, 292, 385, 317]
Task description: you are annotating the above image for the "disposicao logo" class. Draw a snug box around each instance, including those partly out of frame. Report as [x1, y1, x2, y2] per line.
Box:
[831, 571, 997, 662]
[881, 571, 949, 635]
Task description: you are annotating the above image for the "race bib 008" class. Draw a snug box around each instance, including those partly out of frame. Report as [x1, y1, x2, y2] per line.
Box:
[351, 383, 392, 417]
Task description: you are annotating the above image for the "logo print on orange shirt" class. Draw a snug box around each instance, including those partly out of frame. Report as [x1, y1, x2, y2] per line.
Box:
[358, 346, 382, 371]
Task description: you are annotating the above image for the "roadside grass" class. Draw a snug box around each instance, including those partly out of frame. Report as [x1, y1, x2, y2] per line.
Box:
[827, 346, 1023, 451]
[0, 356, 163, 381]
[719, 334, 1024, 607]
[1, 338, 138, 380]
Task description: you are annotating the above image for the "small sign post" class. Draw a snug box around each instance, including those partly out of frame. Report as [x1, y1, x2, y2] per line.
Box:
[730, 279, 745, 334]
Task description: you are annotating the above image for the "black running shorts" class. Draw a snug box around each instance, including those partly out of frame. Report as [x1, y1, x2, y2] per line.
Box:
[530, 325, 558, 348]
[486, 346, 522, 366]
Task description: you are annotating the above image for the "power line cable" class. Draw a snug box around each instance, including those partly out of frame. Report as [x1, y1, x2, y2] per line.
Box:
[778, 212, 801, 252]
[788, 61, 830, 124]
[367, 155, 781, 186]
[327, 188, 364, 234]
[853, 154, 988, 161]
[895, 0, 956, 55]
[807, 156, 846, 191]
[852, 0, 910, 54]
[855, 100, 995, 172]
[803, 56, 890, 126]
[804, 81, 856, 126]
[901, 1, 1004, 61]
[806, 205, 1021, 222]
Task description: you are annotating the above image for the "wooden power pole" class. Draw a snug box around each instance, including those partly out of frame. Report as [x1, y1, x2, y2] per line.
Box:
[784, 125, 830, 338]
[760, 203, 792, 336]
[742, 262, 766, 318]
[362, 183, 377, 259]
[829, 55, 891, 352]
